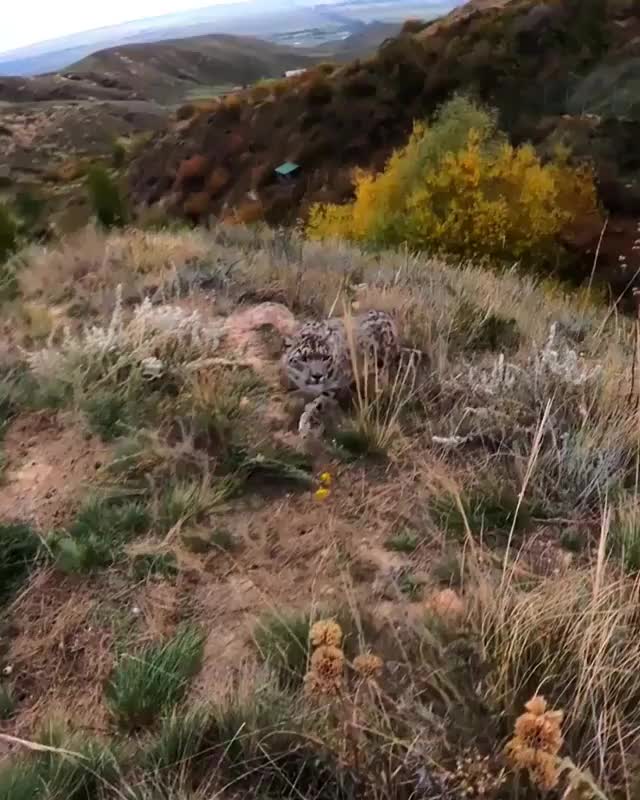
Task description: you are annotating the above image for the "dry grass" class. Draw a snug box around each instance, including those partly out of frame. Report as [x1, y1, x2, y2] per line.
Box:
[2, 223, 640, 799]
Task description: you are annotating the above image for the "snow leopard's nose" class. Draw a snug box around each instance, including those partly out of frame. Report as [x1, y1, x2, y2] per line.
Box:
[310, 372, 323, 382]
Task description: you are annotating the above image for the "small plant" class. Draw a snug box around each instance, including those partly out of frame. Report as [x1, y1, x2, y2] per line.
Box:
[105, 625, 205, 728]
[86, 165, 127, 228]
[398, 571, 424, 600]
[0, 522, 41, 605]
[385, 529, 420, 553]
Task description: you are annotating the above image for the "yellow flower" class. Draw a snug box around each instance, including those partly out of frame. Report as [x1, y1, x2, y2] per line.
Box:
[314, 487, 330, 501]
[319, 471, 332, 486]
[310, 620, 343, 648]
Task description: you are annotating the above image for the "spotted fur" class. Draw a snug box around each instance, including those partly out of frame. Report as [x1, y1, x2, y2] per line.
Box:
[281, 310, 400, 437]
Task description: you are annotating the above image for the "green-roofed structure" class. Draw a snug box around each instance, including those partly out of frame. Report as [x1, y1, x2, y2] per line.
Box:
[274, 161, 300, 179]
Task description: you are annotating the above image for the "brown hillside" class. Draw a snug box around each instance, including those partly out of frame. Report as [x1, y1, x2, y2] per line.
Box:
[128, 0, 640, 284]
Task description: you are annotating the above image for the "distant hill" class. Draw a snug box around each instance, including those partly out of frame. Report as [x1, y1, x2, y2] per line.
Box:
[0, 1, 362, 77]
[66, 35, 317, 105]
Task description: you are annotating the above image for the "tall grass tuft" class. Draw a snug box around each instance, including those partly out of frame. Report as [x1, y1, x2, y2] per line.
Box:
[105, 625, 205, 728]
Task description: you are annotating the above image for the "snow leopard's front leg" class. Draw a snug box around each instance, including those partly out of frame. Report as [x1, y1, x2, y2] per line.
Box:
[298, 392, 339, 439]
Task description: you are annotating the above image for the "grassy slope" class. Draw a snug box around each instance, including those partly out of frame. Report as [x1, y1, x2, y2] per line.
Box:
[1, 223, 639, 798]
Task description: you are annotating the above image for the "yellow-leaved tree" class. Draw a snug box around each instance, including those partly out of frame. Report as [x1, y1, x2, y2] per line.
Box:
[306, 96, 597, 267]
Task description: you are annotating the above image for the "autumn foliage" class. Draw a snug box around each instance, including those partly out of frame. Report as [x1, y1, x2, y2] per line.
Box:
[307, 97, 598, 267]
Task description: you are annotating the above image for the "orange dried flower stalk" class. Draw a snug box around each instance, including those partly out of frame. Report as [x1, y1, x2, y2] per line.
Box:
[505, 695, 564, 791]
[353, 654, 383, 679]
[310, 620, 343, 648]
[305, 644, 345, 696]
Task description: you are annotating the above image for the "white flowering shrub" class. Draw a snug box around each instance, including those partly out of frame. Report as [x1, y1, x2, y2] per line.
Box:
[26, 287, 224, 390]
[455, 323, 601, 404]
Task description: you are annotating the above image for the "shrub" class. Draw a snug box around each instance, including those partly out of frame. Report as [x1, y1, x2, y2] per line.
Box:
[402, 18, 428, 34]
[105, 625, 204, 728]
[306, 77, 333, 106]
[14, 189, 46, 233]
[250, 84, 271, 103]
[0, 204, 17, 264]
[86, 165, 127, 228]
[307, 96, 598, 269]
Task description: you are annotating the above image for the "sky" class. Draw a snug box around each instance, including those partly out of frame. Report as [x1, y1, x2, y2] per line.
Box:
[0, 0, 247, 54]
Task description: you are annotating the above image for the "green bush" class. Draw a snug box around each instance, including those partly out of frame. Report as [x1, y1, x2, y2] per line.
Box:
[86, 165, 127, 228]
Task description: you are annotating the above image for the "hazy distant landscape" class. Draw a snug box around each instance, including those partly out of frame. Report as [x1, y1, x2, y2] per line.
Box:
[0, 0, 458, 76]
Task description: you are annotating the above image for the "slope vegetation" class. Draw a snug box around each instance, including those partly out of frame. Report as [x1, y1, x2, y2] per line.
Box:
[128, 0, 640, 281]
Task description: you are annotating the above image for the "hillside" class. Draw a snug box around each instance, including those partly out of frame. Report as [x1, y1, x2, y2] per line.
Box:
[128, 0, 640, 286]
[1, 222, 640, 798]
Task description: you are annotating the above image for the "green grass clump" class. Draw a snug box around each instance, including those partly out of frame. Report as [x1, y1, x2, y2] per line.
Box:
[253, 611, 311, 689]
[398, 572, 424, 600]
[36, 724, 120, 800]
[142, 708, 214, 772]
[608, 502, 640, 573]
[385, 529, 420, 553]
[0, 683, 16, 720]
[82, 389, 133, 441]
[0, 726, 119, 800]
[0, 760, 42, 800]
[105, 625, 205, 728]
[0, 204, 17, 266]
[0, 522, 42, 605]
[430, 484, 532, 543]
[130, 552, 179, 580]
[156, 480, 233, 534]
[52, 496, 150, 573]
